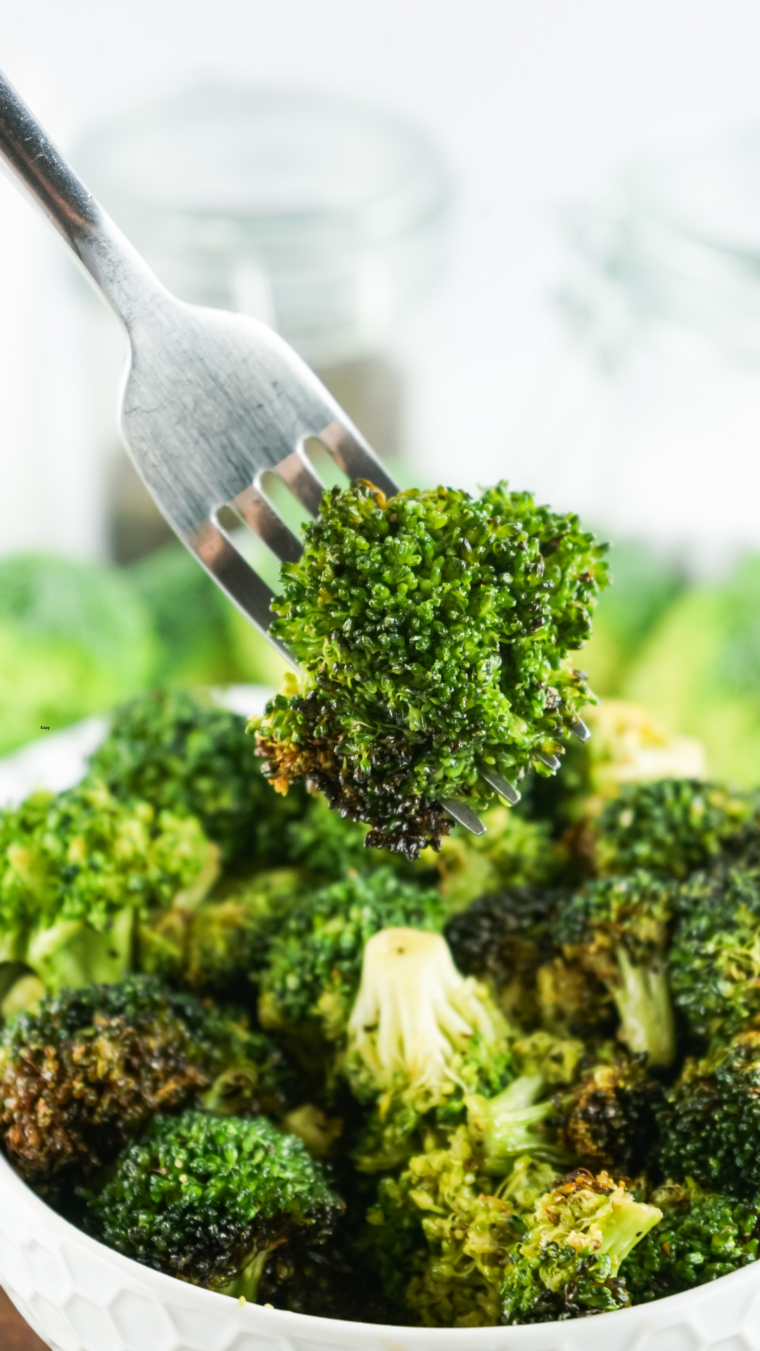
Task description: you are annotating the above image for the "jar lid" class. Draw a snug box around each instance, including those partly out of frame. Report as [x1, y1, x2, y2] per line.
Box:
[75, 82, 453, 365]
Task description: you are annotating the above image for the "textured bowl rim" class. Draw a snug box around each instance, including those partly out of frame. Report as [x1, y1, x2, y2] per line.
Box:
[3, 1148, 760, 1345]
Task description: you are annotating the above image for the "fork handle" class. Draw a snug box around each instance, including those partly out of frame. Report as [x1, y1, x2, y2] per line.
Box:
[0, 67, 166, 327]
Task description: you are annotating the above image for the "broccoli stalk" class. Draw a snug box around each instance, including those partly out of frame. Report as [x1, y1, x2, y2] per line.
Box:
[556, 871, 677, 1066]
[82, 1112, 343, 1305]
[500, 1168, 662, 1323]
[465, 1077, 557, 1173]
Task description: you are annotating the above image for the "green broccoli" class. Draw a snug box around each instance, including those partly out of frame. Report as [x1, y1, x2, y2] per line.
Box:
[0, 553, 156, 757]
[258, 869, 448, 1043]
[556, 870, 677, 1065]
[89, 687, 307, 866]
[0, 781, 214, 1002]
[0, 977, 290, 1184]
[82, 1111, 343, 1304]
[553, 1054, 663, 1175]
[669, 853, 760, 1042]
[620, 1180, 760, 1302]
[254, 480, 608, 858]
[500, 1168, 662, 1323]
[657, 1033, 760, 1200]
[596, 780, 752, 879]
[428, 806, 559, 912]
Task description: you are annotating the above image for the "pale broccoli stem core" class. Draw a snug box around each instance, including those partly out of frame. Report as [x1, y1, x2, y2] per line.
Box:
[347, 928, 505, 1099]
[614, 948, 675, 1068]
[465, 1075, 554, 1173]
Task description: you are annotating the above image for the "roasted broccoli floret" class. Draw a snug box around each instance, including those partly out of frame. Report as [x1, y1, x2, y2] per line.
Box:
[556, 871, 676, 1065]
[620, 1180, 760, 1302]
[553, 1054, 663, 1175]
[89, 687, 307, 865]
[669, 854, 760, 1042]
[258, 869, 447, 1042]
[0, 781, 214, 1002]
[254, 480, 608, 858]
[82, 1111, 343, 1303]
[657, 1033, 760, 1200]
[596, 780, 752, 879]
[0, 977, 290, 1184]
[500, 1168, 662, 1323]
[430, 807, 558, 912]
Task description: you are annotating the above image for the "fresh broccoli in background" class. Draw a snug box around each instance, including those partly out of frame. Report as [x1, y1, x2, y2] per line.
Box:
[657, 1033, 760, 1200]
[0, 978, 290, 1185]
[0, 781, 213, 1005]
[89, 688, 307, 866]
[82, 1111, 343, 1304]
[553, 1054, 663, 1176]
[620, 1180, 760, 1302]
[556, 870, 677, 1066]
[595, 779, 752, 879]
[0, 553, 156, 756]
[258, 870, 448, 1043]
[254, 480, 609, 858]
[428, 806, 559, 911]
[669, 854, 760, 1042]
[499, 1168, 662, 1323]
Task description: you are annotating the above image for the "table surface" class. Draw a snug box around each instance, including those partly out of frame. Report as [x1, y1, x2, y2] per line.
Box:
[0, 1288, 47, 1350]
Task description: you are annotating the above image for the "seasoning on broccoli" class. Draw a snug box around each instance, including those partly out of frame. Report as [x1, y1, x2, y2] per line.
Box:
[556, 870, 677, 1066]
[669, 854, 760, 1042]
[596, 779, 752, 879]
[499, 1168, 662, 1323]
[620, 1181, 760, 1303]
[0, 978, 290, 1184]
[82, 1111, 343, 1303]
[89, 687, 307, 865]
[0, 781, 214, 1004]
[258, 869, 447, 1042]
[553, 1054, 663, 1176]
[254, 480, 609, 859]
[657, 1033, 760, 1201]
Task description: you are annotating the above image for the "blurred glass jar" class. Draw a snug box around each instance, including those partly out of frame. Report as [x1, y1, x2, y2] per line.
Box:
[525, 128, 760, 577]
[74, 82, 453, 563]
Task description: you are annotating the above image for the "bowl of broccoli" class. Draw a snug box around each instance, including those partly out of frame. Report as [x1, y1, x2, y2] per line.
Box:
[2, 533, 760, 1348]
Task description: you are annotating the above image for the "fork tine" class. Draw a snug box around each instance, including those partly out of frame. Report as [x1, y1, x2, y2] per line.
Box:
[481, 770, 521, 804]
[441, 799, 487, 836]
[318, 418, 400, 498]
[274, 449, 326, 517]
[191, 520, 296, 665]
[570, 717, 591, 742]
[535, 750, 561, 772]
[232, 484, 303, 566]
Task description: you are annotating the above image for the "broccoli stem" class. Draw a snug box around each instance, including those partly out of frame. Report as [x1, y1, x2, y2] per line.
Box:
[25, 907, 135, 994]
[219, 1247, 272, 1303]
[595, 1190, 663, 1270]
[613, 949, 675, 1068]
[466, 1075, 555, 1173]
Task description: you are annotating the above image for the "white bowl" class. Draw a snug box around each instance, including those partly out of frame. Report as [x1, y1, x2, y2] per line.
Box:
[1, 1150, 760, 1351]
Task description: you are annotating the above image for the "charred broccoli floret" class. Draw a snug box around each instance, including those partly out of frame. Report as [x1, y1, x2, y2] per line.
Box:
[657, 1033, 760, 1200]
[620, 1180, 760, 1302]
[89, 687, 307, 865]
[596, 780, 752, 879]
[258, 869, 447, 1042]
[0, 977, 289, 1184]
[82, 1111, 343, 1303]
[556, 870, 676, 1065]
[0, 781, 213, 1004]
[669, 854, 760, 1042]
[553, 1054, 663, 1175]
[254, 480, 608, 858]
[499, 1168, 662, 1323]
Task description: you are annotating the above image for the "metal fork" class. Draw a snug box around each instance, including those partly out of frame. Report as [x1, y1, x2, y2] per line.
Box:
[0, 69, 588, 836]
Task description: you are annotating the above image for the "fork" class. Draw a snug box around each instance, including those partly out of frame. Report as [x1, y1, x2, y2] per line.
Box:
[0, 69, 589, 836]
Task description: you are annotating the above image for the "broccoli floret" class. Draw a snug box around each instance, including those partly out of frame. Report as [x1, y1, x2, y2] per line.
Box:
[596, 780, 752, 879]
[89, 688, 307, 866]
[0, 977, 289, 1184]
[669, 854, 760, 1042]
[657, 1033, 760, 1200]
[553, 1054, 663, 1175]
[556, 870, 677, 1066]
[258, 869, 447, 1042]
[620, 1180, 760, 1302]
[500, 1168, 662, 1323]
[445, 886, 567, 1027]
[82, 1111, 343, 1303]
[430, 807, 559, 912]
[0, 781, 214, 1001]
[254, 480, 608, 858]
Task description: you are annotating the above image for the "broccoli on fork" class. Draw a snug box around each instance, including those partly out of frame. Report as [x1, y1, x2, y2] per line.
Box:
[254, 480, 608, 857]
